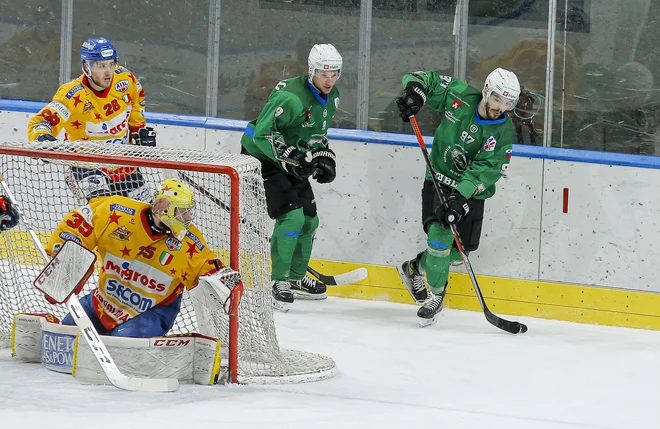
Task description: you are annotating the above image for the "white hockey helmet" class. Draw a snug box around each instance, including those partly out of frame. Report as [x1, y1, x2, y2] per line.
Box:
[483, 68, 521, 111]
[308, 44, 342, 79]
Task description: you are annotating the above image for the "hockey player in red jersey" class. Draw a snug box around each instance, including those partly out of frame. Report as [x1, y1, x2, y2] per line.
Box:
[27, 37, 157, 203]
[46, 178, 241, 337]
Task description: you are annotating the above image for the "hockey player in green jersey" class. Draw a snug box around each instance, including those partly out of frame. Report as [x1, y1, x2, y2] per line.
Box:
[396, 68, 520, 327]
[240, 43, 342, 311]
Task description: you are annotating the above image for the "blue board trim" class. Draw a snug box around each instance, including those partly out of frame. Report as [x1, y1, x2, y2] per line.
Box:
[3, 98, 659, 169]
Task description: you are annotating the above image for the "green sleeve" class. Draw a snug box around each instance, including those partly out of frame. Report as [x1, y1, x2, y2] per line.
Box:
[402, 71, 469, 113]
[455, 130, 513, 198]
[251, 89, 305, 165]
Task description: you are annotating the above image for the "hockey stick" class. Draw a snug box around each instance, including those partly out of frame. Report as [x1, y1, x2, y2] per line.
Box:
[408, 117, 527, 334]
[177, 171, 368, 286]
[306, 265, 368, 286]
[0, 173, 180, 391]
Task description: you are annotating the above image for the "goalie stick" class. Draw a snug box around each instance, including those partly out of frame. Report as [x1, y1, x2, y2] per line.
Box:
[408, 117, 527, 335]
[177, 171, 368, 286]
[0, 173, 180, 392]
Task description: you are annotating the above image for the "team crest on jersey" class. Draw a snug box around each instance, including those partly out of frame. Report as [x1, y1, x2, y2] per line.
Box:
[451, 149, 468, 173]
[470, 124, 478, 133]
[109, 226, 132, 241]
[115, 79, 130, 93]
[483, 136, 497, 152]
[83, 100, 94, 113]
[166, 237, 182, 251]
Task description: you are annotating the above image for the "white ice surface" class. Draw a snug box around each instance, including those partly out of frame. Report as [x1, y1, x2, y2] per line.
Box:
[2, 297, 660, 429]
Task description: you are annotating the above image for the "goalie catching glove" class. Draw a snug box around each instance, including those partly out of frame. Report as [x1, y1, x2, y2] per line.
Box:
[197, 266, 242, 312]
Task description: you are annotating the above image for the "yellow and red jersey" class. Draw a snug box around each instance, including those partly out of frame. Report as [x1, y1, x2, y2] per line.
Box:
[28, 67, 146, 144]
[47, 195, 224, 331]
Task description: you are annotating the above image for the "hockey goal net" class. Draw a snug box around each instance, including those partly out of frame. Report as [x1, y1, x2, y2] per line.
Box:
[0, 141, 335, 384]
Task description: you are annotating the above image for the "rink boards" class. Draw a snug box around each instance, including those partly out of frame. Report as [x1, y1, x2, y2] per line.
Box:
[2, 100, 660, 330]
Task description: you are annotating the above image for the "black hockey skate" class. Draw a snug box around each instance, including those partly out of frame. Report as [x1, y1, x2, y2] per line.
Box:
[417, 287, 446, 328]
[290, 274, 327, 300]
[397, 254, 429, 304]
[272, 280, 294, 312]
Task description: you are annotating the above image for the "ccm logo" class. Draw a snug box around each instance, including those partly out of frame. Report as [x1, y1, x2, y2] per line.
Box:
[35, 260, 59, 285]
[152, 339, 191, 347]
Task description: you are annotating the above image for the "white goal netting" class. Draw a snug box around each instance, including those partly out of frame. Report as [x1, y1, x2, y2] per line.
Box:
[0, 141, 335, 384]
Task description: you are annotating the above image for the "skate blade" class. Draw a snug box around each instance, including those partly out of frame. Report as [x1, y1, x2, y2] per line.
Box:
[272, 298, 292, 313]
[418, 315, 438, 328]
[396, 266, 426, 305]
[291, 290, 327, 300]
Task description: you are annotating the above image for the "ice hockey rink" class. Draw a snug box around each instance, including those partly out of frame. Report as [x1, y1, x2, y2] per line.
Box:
[2, 296, 659, 429]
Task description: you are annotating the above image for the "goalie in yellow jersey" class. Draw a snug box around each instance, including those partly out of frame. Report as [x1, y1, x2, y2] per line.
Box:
[27, 36, 157, 203]
[47, 178, 242, 338]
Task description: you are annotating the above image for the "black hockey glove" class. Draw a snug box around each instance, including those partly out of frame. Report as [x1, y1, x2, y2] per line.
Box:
[131, 127, 157, 146]
[311, 148, 336, 184]
[36, 134, 57, 142]
[436, 191, 470, 227]
[396, 81, 426, 122]
[281, 146, 314, 179]
[0, 196, 19, 232]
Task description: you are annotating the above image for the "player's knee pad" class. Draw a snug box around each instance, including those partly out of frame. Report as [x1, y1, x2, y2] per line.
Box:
[425, 222, 454, 259]
[302, 215, 319, 235]
[422, 224, 453, 290]
[274, 207, 306, 237]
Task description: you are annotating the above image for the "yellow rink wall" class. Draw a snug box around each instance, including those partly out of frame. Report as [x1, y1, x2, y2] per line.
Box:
[5, 227, 660, 330]
[311, 259, 660, 331]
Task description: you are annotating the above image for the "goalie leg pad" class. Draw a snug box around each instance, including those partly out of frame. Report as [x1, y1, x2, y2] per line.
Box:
[72, 334, 222, 385]
[11, 314, 80, 374]
[11, 313, 59, 362]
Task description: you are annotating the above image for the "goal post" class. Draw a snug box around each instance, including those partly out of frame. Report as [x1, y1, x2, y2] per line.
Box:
[0, 141, 336, 384]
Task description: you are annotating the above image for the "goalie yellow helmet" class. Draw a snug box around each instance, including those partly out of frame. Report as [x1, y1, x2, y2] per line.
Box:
[151, 178, 195, 240]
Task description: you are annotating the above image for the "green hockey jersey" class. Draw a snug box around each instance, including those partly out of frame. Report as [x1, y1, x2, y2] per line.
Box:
[241, 75, 340, 169]
[403, 71, 514, 200]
